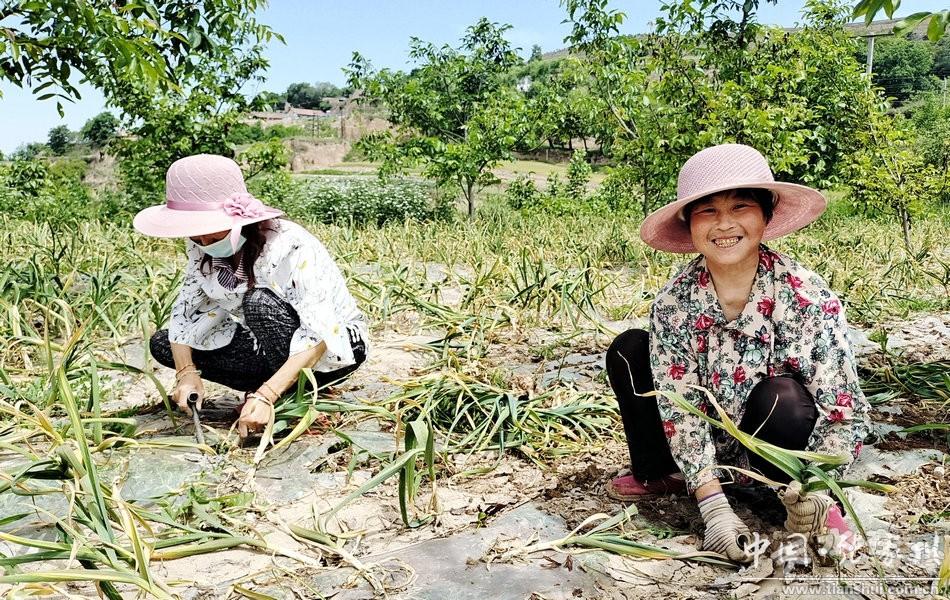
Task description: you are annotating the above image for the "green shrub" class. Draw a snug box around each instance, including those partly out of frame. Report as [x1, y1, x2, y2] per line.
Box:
[566, 150, 592, 199]
[591, 165, 638, 212]
[285, 176, 444, 225]
[0, 157, 134, 225]
[6, 159, 48, 196]
[47, 158, 88, 184]
[246, 170, 298, 207]
[505, 175, 542, 210]
[239, 139, 290, 179]
[227, 122, 309, 145]
[504, 161, 620, 217]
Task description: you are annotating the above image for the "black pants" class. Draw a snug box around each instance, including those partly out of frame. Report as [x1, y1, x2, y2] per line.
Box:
[605, 329, 818, 484]
[150, 288, 366, 393]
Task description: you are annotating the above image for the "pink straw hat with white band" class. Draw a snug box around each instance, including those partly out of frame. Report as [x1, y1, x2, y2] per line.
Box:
[133, 154, 283, 250]
[639, 144, 827, 253]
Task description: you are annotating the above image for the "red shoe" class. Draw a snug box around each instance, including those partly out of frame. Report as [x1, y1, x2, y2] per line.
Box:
[606, 472, 687, 500]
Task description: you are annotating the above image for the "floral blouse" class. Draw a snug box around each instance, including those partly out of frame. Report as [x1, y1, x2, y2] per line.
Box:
[650, 245, 870, 493]
[168, 219, 368, 372]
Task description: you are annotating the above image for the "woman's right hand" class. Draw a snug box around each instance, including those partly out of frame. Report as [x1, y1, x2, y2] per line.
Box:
[698, 492, 755, 563]
[172, 372, 205, 415]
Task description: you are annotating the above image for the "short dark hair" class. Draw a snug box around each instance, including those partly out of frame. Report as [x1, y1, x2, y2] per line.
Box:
[683, 188, 775, 227]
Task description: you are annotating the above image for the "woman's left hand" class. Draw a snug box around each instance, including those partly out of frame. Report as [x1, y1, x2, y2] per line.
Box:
[779, 480, 835, 536]
[236, 393, 274, 439]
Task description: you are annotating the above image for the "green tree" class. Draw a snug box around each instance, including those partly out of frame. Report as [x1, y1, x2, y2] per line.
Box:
[934, 36, 950, 78]
[47, 125, 72, 155]
[855, 37, 935, 101]
[239, 139, 290, 179]
[848, 91, 939, 250]
[105, 3, 279, 204]
[285, 82, 344, 109]
[512, 57, 602, 152]
[5, 158, 48, 197]
[251, 90, 287, 110]
[564, 0, 707, 215]
[347, 18, 544, 218]
[565, 0, 877, 214]
[529, 44, 544, 62]
[10, 143, 46, 161]
[114, 91, 243, 205]
[0, 1, 281, 112]
[80, 112, 119, 149]
[911, 90, 950, 202]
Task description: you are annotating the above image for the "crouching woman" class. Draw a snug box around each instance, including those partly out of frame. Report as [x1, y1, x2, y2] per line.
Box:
[604, 144, 870, 562]
[133, 154, 368, 439]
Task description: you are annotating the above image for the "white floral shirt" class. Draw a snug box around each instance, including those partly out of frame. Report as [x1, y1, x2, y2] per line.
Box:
[650, 246, 871, 492]
[168, 219, 368, 372]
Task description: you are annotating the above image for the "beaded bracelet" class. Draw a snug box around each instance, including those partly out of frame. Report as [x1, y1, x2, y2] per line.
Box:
[247, 392, 273, 407]
[260, 382, 281, 402]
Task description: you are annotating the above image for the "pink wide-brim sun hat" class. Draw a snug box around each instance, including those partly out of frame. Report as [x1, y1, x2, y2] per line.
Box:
[639, 144, 827, 253]
[133, 154, 283, 241]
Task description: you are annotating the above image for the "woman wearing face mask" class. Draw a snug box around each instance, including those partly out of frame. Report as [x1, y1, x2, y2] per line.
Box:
[604, 144, 870, 562]
[133, 154, 368, 440]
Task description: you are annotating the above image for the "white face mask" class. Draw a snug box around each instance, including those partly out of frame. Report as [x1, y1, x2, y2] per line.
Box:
[198, 234, 246, 258]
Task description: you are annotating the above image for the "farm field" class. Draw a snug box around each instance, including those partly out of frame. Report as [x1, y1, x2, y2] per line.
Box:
[0, 183, 947, 598]
[4, 0, 950, 597]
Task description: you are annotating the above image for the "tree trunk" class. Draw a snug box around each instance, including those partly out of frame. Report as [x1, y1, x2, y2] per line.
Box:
[899, 206, 912, 251]
[582, 137, 588, 152]
[642, 178, 650, 218]
[568, 138, 573, 151]
[942, 154, 949, 203]
[466, 181, 475, 220]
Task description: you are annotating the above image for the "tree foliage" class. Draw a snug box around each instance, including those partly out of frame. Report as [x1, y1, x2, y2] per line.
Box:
[114, 91, 243, 205]
[0, 0, 282, 113]
[508, 57, 602, 151]
[46, 125, 72, 155]
[239, 139, 290, 179]
[564, 0, 878, 215]
[251, 90, 287, 110]
[104, 4, 279, 204]
[285, 82, 345, 109]
[911, 90, 950, 203]
[347, 18, 549, 217]
[853, 0, 949, 41]
[847, 91, 939, 249]
[935, 36, 950, 78]
[80, 112, 119, 149]
[856, 37, 936, 101]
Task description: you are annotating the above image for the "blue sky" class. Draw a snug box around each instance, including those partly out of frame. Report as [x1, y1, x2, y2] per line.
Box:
[2, 0, 947, 153]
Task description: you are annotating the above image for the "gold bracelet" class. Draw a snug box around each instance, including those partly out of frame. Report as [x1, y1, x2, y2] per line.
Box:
[175, 363, 197, 376]
[260, 382, 281, 402]
[175, 368, 201, 383]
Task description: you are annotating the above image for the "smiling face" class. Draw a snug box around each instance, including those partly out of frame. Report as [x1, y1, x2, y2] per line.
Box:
[687, 189, 768, 271]
[190, 229, 230, 246]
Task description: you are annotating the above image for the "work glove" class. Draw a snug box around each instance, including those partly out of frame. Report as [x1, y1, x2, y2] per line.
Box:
[780, 481, 856, 558]
[698, 492, 754, 563]
[779, 480, 835, 536]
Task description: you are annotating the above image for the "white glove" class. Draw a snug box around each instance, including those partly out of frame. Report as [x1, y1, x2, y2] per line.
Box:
[779, 480, 835, 536]
[698, 492, 754, 563]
